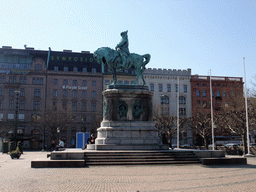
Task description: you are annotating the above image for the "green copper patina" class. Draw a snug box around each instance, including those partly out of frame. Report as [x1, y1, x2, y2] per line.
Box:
[94, 31, 151, 85]
[117, 101, 128, 119]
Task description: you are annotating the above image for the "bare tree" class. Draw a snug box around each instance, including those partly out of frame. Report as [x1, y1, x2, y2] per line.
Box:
[216, 95, 256, 154]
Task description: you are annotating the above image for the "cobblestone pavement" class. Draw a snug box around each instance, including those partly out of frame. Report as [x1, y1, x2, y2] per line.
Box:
[1, 151, 256, 192]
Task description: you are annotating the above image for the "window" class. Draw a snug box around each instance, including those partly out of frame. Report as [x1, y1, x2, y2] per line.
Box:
[179, 96, 186, 104]
[212, 91, 214, 97]
[125, 69, 128, 73]
[64, 67, 68, 72]
[150, 84, 154, 91]
[217, 91, 220, 97]
[231, 91, 234, 97]
[62, 101, 67, 110]
[91, 102, 96, 111]
[82, 116, 86, 122]
[32, 77, 36, 84]
[223, 91, 227, 97]
[196, 83, 199, 86]
[73, 80, 77, 86]
[8, 114, 14, 120]
[19, 77, 23, 84]
[223, 84, 226, 87]
[225, 101, 229, 107]
[167, 84, 171, 92]
[118, 80, 123, 85]
[0, 113, 3, 119]
[82, 102, 87, 111]
[54, 66, 59, 71]
[18, 114, 25, 121]
[52, 101, 57, 111]
[196, 90, 200, 97]
[73, 67, 78, 72]
[20, 88, 25, 96]
[0, 100, 2, 109]
[34, 89, 41, 97]
[202, 90, 206, 97]
[72, 102, 77, 111]
[92, 91, 96, 98]
[83, 68, 87, 73]
[202, 84, 206, 87]
[53, 79, 58, 85]
[182, 85, 187, 92]
[203, 101, 207, 108]
[0, 88, 3, 95]
[19, 101, 25, 110]
[9, 100, 14, 109]
[33, 101, 40, 110]
[53, 90, 58, 97]
[105, 80, 110, 85]
[63, 90, 67, 98]
[63, 79, 68, 85]
[217, 84, 220, 87]
[73, 90, 77, 98]
[82, 80, 87, 86]
[9, 88, 14, 96]
[159, 84, 163, 92]
[124, 80, 129, 85]
[92, 81, 96, 86]
[36, 77, 40, 85]
[161, 95, 169, 104]
[82, 90, 87, 98]
[175, 85, 178, 92]
[40, 78, 43, 85]
[92, 68, 96, 73]
[196, 100, 201, 107]
[179, 108, 186, 115]
[217, 100, 221, 106]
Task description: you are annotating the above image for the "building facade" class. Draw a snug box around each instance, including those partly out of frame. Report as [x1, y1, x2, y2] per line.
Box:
[191, 75, 244, 144]
[0, 46, 102, 149]
[140, 68, 193, 145]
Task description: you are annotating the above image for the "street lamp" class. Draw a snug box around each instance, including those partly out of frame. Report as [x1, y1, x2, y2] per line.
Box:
[57, 127, 60, 142]
[14, 90, 20, 149]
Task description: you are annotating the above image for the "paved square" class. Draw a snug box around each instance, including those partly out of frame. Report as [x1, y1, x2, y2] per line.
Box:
[1, 152, 256, 192]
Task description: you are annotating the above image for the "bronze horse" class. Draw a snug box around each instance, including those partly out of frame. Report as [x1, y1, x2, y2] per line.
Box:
[94, 47, 150, 85]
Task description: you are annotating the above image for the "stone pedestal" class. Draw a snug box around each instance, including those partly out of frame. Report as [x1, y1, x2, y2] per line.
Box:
[93, 85, 168, 150]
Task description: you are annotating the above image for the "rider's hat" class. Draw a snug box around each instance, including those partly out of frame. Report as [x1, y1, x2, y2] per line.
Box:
[121, 30, 128, 36]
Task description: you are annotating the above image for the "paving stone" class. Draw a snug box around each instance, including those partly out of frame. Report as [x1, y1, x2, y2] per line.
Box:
[0, 152, 256, 191]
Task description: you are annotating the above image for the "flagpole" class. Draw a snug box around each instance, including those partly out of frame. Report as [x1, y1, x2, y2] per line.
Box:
[177, 76, 180, 148]
[210, 69, 215, 150]
[243, 57, 252, 156]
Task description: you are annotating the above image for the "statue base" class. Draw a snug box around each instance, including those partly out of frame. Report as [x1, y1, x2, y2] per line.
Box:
[90, 85, 168, 150]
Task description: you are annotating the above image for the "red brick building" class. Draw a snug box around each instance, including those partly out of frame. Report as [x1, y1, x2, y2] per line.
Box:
[191, 75, 244, 144]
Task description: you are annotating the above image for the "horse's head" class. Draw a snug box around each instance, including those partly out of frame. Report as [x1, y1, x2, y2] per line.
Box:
[93, 49, 104, 65]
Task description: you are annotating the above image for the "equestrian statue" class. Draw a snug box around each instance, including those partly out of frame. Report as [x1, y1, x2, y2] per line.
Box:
[93, 31, 151, 85]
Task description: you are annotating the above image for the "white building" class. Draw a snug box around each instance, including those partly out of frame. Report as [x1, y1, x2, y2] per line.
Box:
[139, 68, 193, 146]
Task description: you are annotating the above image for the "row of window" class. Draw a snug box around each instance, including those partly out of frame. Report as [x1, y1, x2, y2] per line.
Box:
[0, 88, 97, 99]
[55, 101, 96, 112]
[0, 113, 25, 121]
[0, 100, 97, 111]
[160, 96, 186, 104]
[196, 90, 239, 97]
[196, 83, 239, 87]
[150, 84, 187, 93]
[105, 80, 133, 85]
[54, 90, 96, 98]
[196, 100, 231, 108]
[55, 79, 96, 86]
[54, 66, 97, 73]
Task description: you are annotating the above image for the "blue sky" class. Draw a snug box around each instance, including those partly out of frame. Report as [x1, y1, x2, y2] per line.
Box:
[1, 0, 255, 88]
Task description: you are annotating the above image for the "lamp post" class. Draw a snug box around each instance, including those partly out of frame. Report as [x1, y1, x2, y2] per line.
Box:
[57, 127, 60, 142]
[14, 90, 20, 149]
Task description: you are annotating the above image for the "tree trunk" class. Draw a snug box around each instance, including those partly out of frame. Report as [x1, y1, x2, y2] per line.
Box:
[242, 133, 248, 155]
[204, 136, 209, 150]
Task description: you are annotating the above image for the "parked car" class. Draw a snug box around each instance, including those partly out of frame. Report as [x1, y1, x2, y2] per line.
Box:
[224, 143, 239, 147]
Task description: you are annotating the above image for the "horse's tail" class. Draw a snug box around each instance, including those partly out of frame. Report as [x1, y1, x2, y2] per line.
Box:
[142, 54, 151, 67]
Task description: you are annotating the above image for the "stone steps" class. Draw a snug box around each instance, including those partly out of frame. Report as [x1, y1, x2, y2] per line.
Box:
[84, 151, 201, 165]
